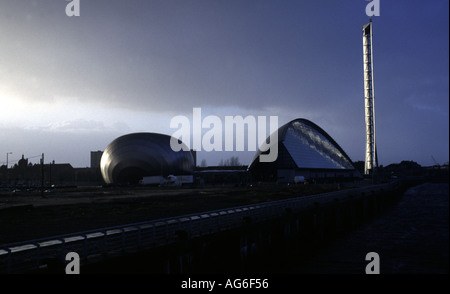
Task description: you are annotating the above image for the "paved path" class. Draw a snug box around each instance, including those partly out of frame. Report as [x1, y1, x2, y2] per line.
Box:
[297, 182, 449, 274]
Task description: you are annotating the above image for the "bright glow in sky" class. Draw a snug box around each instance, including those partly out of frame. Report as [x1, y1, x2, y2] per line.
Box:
[0, 0, 448, 168]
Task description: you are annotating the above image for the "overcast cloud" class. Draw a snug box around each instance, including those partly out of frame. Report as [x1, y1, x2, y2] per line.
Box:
[0, 0, 448, 167]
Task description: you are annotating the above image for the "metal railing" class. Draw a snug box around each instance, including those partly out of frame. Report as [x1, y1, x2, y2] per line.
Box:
[0, 182, 396, 273]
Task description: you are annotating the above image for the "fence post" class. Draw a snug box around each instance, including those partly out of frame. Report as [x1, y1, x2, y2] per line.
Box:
[138, 225, 142, 249]
[103, 231, 108, 257]
[121, 228, 126, 252]
[166, 222, 169, 243]
[7, 248, 12, 274]
[34, 242, 41, 270]
[60, 238, 66, 262]
[82, 234, 88, 263]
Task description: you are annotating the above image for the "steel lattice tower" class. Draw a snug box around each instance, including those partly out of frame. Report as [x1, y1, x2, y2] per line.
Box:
[363, 20, 378, 175]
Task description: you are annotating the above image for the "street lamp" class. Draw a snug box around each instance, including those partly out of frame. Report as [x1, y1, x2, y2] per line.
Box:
[6, 152, 12, 169]
[5, 152, 12, 188]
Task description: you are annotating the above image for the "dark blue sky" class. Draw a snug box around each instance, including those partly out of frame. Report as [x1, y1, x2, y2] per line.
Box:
[0, 0, 448, 167]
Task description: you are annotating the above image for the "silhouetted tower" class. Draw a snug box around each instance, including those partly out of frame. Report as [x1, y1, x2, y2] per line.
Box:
[362, 19, 378, 175]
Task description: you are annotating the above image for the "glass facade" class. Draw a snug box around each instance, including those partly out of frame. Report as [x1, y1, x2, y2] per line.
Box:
[283, 121, 354, 170]
[249, 119, 359, 182]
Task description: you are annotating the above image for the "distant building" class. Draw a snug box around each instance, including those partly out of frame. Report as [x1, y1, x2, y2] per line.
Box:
[91, 151, 103, 168]
[18, 154, 29, 169]
[191, 149, 197, 167]
[0, 154, 104, 188]
[248, 118, 361, 183]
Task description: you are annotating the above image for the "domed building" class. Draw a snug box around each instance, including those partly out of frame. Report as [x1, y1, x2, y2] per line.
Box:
[249, 119, 361, 183]
[100, 133, 194, 185]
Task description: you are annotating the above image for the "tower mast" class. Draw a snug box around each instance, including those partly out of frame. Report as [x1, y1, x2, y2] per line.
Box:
[363, 19, 378, 175]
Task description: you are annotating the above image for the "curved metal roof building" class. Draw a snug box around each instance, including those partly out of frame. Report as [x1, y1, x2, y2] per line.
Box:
[100, 133, 194, 185]
[249, 119, 361, 182]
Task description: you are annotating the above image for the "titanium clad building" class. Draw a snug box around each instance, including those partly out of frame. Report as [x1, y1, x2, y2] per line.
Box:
[100, 133, 194, 185]
[248, 119, 361, 183]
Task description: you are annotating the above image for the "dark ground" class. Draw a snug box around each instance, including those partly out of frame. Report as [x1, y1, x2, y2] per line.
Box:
[1, 181, 447, 280]
[295, 182, 449, 274]
[0, 183, 346, 245]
